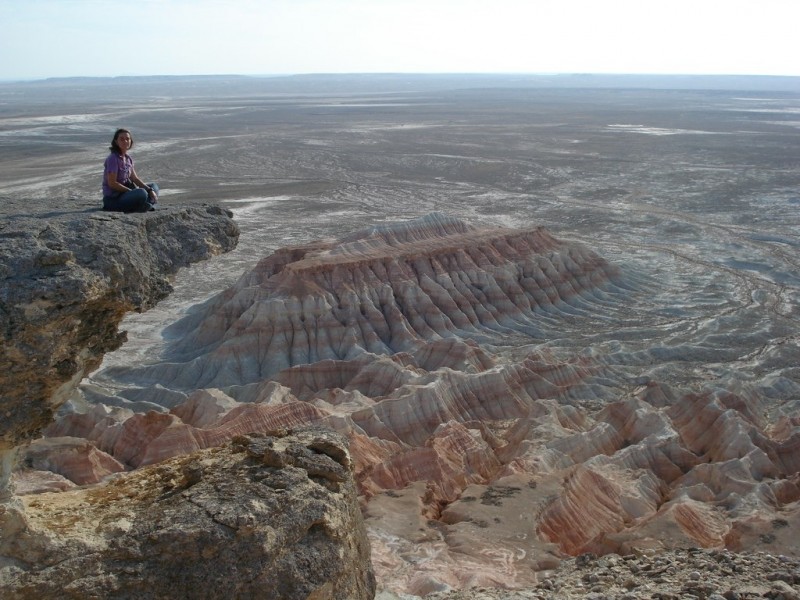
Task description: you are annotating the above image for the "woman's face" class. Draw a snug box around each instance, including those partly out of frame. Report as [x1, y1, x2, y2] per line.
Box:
[115, 131, 132, 153]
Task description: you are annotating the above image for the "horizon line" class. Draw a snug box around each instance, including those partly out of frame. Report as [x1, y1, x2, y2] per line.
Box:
[3, 71, 800, 85]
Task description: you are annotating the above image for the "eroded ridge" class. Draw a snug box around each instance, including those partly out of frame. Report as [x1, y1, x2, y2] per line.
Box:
[108, 213, 625, 390]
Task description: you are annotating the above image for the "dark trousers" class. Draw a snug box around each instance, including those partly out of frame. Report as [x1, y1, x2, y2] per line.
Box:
[103, 182, 159, 212]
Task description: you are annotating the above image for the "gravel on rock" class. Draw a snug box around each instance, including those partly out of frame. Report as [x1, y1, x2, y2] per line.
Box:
[421, 549, 800, 600]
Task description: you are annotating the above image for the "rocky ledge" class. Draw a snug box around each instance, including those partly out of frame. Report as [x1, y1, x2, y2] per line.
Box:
[0, 206, 239, 463]
[0, 430, 376, 600]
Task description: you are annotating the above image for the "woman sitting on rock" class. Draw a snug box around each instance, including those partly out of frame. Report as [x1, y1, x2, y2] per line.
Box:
[102, 128, 159, 212]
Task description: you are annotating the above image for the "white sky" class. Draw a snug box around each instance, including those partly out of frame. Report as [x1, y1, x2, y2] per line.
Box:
[1, 0, 798, 81]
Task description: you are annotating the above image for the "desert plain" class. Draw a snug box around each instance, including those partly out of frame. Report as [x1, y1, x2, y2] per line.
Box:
[1, 74, 799, 597]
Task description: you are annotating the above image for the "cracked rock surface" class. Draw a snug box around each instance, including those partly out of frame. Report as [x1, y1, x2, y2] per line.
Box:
[0, 430, 376, 600]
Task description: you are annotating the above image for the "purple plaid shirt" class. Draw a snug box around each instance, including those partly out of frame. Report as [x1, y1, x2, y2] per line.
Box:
[102, 152, 133, 196]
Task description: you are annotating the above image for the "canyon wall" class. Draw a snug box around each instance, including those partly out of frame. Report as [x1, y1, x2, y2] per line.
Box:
[0, 206, 239, 459]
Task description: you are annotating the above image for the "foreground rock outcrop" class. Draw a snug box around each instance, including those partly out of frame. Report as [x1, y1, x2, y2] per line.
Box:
[0, 206, 239, 493]
[0, 430, 376, 600]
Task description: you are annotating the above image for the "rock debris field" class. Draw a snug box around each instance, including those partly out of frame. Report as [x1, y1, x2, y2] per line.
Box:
[422, 549, 800, 600]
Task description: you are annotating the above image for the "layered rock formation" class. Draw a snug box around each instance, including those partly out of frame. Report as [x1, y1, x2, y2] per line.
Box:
[15, 213, 800, 596]
[41, 368, 799, 594]
[1, 430, 376, 600]
[103, 212, 625, 390]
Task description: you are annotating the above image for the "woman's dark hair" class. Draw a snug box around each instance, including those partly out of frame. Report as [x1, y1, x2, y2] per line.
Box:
[109, 128, 133, 153]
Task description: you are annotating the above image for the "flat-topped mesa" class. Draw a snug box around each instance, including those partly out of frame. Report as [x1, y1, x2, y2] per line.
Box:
[120, 213, 624, 391]
[263, 213, 583, 295]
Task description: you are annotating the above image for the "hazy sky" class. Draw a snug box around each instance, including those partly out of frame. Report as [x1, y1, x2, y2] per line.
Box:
[2, 0, 798, 81]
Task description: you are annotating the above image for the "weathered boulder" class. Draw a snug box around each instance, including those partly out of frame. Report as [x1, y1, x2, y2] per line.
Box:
[0, 430, 376, 600]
